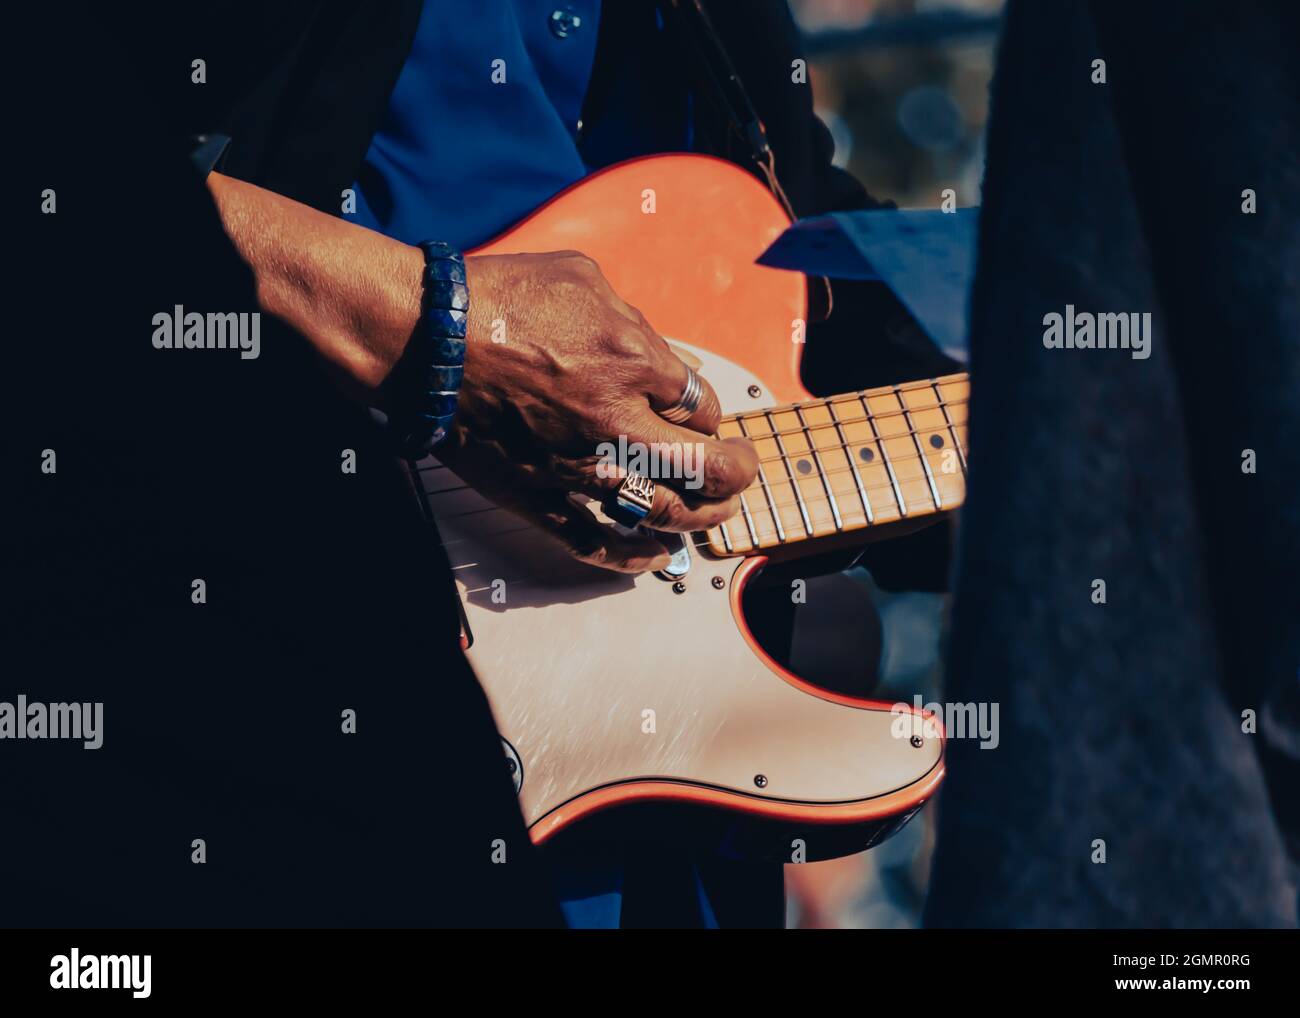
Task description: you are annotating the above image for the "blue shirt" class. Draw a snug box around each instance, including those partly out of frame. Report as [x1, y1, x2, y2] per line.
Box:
[352, 1, 597, 247]
[350, 0, 756, 929]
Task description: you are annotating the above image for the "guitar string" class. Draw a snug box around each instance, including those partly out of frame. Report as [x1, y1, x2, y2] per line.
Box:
[413, 405, 971, 501]
[417, 411, 970, 502]
[429, 458, 964, 564]
[424, 448, 966, 525]
[446, 499, 946, 578]
[412, 395, 970, 472]
[433, 462, 958, 528]
[417, 416, 970, 548]
[414, 391, 971, 560]
[436, 462, 956, 556]
[456, 489, 949, 589]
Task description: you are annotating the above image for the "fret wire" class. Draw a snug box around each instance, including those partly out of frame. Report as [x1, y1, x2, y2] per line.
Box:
[765, 408, 814, 538]
[933, 379, 968, 476]
[745, 456, 961, 508]
[704, 476, 942, 547]
[859, 392, 908, 517]
[748, 418, 965, 470]
[827, 398, 873, 524]
[894, 383, 943, 511]
[736, 489, 759, 547]
[736, 413, 785, 543]
[792, 403, 843, 532]
[718, 518, 734, 554]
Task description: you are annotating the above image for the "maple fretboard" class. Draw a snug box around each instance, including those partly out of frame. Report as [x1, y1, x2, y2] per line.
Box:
[706, 373, 970, 555]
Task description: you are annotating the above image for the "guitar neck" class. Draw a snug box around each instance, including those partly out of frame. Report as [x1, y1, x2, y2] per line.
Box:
[704, 372, 970, 556]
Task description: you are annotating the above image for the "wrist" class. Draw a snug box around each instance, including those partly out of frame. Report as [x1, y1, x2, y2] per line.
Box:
[350, 240, 426, 397]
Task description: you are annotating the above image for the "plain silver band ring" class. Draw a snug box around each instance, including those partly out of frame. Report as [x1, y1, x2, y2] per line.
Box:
[659, 367, 703, 424]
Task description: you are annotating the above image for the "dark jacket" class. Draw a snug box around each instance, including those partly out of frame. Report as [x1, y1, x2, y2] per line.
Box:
[925, 0, 1299, 927]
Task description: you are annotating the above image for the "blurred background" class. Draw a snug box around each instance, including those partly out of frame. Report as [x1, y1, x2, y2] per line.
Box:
[782, 0, 1002, 929]
[796, 0, 1000, 207]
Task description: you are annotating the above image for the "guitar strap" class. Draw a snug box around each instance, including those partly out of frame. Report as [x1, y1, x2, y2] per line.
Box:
[654, 0, 834, 320]
[581, 0, 832, 319]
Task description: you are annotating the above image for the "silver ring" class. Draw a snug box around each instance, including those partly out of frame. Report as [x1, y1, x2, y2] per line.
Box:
[613, 472, 656, 525]
[659, 367, 703, 424]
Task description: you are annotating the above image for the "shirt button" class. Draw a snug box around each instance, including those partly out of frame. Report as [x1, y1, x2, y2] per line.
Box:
[549, 7, 582, 39]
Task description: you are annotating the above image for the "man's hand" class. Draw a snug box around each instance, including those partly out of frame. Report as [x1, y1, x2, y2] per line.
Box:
[203, 175, 756, 573]
[438, 251, 758, 573]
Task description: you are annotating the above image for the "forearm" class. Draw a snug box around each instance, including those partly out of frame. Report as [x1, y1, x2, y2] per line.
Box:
[206, 171, 424, 400]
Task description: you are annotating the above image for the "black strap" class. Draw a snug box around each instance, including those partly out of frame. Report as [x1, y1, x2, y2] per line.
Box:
[656, 0, 833, 319]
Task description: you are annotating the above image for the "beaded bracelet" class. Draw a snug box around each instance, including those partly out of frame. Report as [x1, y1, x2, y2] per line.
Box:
[390, 240, 468, 459]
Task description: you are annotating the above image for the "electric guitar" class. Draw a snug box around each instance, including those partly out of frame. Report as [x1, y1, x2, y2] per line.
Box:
[412, 154, 967, 861]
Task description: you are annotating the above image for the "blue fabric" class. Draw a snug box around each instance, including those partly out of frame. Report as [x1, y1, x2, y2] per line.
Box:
[350, 0, 769, 928]
[350, 1, 601, 247]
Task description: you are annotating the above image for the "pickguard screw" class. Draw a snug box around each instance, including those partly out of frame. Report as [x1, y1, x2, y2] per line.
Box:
[910, 734, 924, 748]
[672, 580, 686, 594]
[754, 774, 768, 788]
[747, 384, 762, 398]
[711, 575, 725, 590]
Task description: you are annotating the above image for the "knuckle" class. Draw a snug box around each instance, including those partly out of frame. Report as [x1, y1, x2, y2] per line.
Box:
[562, 251, 600, 276]
[549, 275, 588, 304]
[647, 492, 685, 530]
[604, 325, 652, 364]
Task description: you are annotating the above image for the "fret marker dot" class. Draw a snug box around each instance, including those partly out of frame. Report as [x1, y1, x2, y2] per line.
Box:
[930, 434, 944, 448]
[796, 459, 812, 474]
[859, 447, 875, 462]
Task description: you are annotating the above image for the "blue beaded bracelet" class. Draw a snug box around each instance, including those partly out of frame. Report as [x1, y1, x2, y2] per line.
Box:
[390, 241, 468, 458]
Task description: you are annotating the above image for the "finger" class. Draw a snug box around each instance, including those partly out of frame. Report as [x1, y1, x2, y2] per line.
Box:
[637, 481, 743, 534]
[646, 352, 723, 437]
[577, 457, 748, 533]
[574, 413, 759, 501]
[529, 494, 672, 573]
[565, 371, 758, 500]
[576, 417, 757, 502]
[627, 316, 723, 437]
[631, 409, 759, 500]
[664, 342, 703, 372]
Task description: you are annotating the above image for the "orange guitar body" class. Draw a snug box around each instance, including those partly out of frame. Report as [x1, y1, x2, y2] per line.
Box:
[475, 153, 811, 406]
[416, 154, 950, 861]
